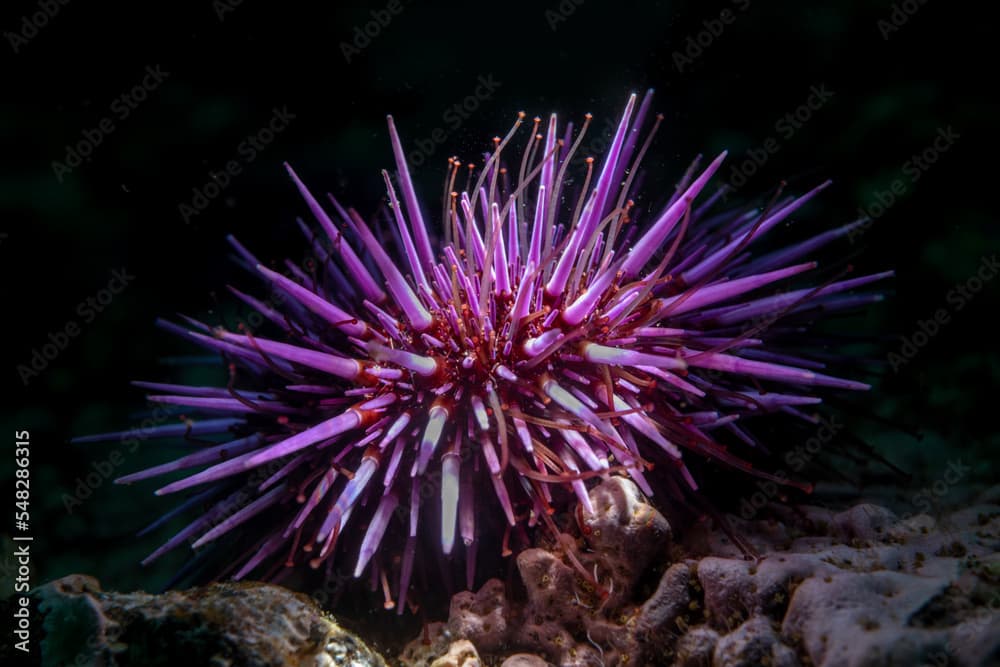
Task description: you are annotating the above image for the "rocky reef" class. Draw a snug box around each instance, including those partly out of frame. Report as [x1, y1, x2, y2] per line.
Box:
[400, 478, 1000, 667]
[29, 574, 386, 667]
[17, 478, 998, 667]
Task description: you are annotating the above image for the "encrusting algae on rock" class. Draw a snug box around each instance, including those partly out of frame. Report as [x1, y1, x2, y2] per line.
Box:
[400, 479, 1000, 666]
[33, 574, 387, 667]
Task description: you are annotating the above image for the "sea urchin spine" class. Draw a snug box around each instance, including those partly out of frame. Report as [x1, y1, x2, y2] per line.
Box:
[77, 90, 890, 612]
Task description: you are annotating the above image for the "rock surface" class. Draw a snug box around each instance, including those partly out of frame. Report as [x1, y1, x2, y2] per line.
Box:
[430, 639, 481, 667]
[400, 479, 1000, 667]
[32, 574, 387, 667]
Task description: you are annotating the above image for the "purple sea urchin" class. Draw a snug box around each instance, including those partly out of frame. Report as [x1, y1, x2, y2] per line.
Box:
[80, 91, 890, 611]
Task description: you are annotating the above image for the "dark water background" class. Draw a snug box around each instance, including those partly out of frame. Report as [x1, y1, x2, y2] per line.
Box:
[2, 0, 996, 654]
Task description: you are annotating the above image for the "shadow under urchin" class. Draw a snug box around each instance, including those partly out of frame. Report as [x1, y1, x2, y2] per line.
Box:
[75, 89, 892, 617]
